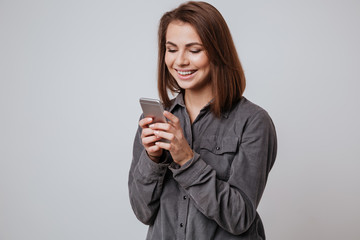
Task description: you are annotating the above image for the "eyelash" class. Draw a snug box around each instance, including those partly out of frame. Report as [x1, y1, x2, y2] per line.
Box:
[166, 49, 202, 54]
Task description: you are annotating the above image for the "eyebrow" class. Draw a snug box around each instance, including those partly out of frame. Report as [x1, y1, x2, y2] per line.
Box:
[166, 41, 203, 47]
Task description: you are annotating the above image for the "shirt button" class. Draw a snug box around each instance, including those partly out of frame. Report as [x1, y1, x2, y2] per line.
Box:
[216, 146, 220, 150]
[183, 195, 187, 200]
[180, 223, 184, 227]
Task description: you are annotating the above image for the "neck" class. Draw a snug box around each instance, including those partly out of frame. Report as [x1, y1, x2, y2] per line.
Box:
[184, 84, 213, 122]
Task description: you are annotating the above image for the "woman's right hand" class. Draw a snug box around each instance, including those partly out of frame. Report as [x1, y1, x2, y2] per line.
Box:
[139, 117, 164, 162]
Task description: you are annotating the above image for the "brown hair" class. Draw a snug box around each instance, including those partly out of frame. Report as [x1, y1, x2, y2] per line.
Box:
[158, 1, 246, 117]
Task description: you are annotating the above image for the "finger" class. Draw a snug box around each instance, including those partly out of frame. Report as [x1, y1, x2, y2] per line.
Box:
[154, 130, 174, 142]
[149, 122, 171, 131]
[147, 144, 162, 153]
[139, 117, 153, 128]
[163, 111, 180, 126]
[142, 135, 162, 145]
[141, 128, 155, 138]
[155, 141, 171, 151]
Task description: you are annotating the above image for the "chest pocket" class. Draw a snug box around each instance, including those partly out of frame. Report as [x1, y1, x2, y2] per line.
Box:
[199, 136, 239, 181]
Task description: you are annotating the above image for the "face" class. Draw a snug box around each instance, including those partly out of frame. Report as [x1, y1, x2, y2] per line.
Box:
[165, 21, 211, 92]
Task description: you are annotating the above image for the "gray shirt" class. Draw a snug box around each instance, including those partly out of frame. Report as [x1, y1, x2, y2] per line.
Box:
[128, 94, 277, 240]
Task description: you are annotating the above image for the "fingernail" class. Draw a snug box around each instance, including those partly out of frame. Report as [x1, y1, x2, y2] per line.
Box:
[149, 124, 154, 128]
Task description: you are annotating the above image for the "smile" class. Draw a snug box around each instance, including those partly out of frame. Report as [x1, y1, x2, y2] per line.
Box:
[176, 69, 197, 76]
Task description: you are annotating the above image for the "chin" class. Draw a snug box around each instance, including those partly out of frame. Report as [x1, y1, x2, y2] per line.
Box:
[175, 80, 196, 90]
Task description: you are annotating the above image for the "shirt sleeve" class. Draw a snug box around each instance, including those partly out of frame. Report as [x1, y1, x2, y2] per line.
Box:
[168, 109, 277, 235]
[128, 123, 170, 225]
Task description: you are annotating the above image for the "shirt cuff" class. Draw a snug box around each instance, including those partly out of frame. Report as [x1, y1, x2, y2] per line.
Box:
[169, 152, 208, 189]
[136, 150, 170, 181]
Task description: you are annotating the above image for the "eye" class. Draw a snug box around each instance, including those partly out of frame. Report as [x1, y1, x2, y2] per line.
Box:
[167, 48, 177, 53]
[190, 49, 201, 54]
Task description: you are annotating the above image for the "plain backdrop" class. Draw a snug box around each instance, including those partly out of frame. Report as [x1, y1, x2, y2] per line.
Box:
[1, 0, 359, 239]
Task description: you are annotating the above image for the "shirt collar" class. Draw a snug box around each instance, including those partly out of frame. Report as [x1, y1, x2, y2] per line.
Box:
[168, 92, 232, 119]
[168, 92, 186, 113]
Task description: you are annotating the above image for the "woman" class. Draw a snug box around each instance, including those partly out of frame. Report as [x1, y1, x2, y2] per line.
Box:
[128, 1, 277, 239]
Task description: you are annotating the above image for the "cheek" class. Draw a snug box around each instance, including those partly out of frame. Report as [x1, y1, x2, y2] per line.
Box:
[164, 53, 173, 68]
[193, 54, 210, 69]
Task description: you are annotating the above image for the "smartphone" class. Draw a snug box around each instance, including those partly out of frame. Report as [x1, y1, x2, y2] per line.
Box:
[139, 98, 169, 143]
[139, 97, 167, 123]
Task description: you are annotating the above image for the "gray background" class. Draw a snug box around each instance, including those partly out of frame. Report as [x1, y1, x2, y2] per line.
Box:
[1, 0, 359, 239]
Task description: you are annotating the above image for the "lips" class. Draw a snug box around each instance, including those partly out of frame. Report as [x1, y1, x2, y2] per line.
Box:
[177, 70, 196, 75]
[175, 69, 197, 80]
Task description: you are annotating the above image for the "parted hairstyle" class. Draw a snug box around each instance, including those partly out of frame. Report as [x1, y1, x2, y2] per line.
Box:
[158, 1, 246, 117]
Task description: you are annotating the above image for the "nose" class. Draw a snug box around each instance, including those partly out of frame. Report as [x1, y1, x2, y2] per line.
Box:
[175, 50, 189, 66]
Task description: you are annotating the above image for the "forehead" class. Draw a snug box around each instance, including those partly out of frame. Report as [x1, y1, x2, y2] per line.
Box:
[166, 21, 202, 44]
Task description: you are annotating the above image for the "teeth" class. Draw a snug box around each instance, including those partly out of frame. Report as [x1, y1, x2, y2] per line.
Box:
[177, 70, 194, 75]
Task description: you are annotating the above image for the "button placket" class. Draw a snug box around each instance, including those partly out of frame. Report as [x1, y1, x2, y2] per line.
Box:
[177, 190, 190, 239]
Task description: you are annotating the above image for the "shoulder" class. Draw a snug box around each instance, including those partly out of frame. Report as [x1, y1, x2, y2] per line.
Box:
[230, 97, 271, 121]
[227, 97, 277, 138]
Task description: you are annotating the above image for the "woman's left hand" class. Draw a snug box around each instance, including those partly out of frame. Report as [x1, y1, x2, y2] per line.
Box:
[149, 111, 194, 166]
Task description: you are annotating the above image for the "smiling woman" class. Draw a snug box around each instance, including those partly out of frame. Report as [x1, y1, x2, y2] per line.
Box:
[128, 2, 277, 240]
[164, 21, 211, 107]
[157, 1, 246, 119]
